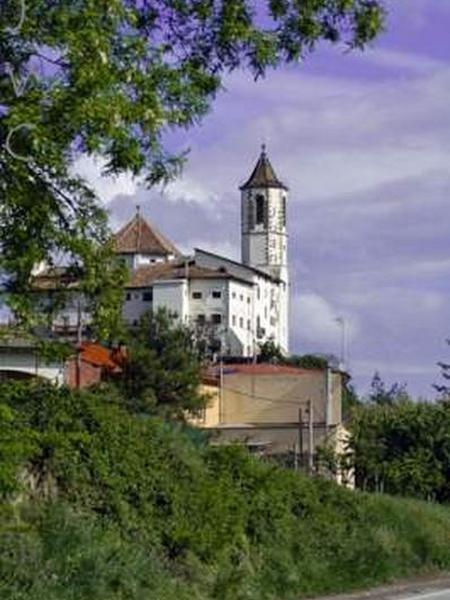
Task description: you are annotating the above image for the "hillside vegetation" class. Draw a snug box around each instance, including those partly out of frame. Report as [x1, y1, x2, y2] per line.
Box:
[2, 381, 450, 600]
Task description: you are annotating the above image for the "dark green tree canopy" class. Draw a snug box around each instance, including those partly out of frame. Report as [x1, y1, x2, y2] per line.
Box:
[1, 0, 385, 330]
[110, 308, 207, 419]
[367, 371, 408, 405]
[434, 339, 450, 398]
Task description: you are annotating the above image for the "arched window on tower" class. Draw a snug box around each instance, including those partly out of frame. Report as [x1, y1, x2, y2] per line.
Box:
[281, 196, 286, 228]
[255, 194, 265, 225]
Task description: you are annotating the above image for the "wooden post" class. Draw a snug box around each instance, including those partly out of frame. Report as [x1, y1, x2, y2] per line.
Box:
[218, 357, 224, 424]
[298, 407, 303, 470]
[308, 400, 314, 473]
[75, 297, 82, 390]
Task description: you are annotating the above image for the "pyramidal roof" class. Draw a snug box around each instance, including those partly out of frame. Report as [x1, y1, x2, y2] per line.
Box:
[113, 209, 181, 257]
[240, 145, 287, 191]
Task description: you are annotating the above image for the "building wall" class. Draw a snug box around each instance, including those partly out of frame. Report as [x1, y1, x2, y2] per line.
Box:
[117, 252, 173, 270]
[64, 358, 102, 388]
[220, 371, 331, 425]
[122, 288, 153, 325]
[241, 187, 288, 271]
[227, 280, 254, 356]
[194, 250, 287, 353]
[188, 279, 229, 325]
[191, 384, 221, 427]
[153, 280, 189, 322]
[0, 350, 64, 384]
[196, 369, 343, 428]
[208, 423, 332, 454]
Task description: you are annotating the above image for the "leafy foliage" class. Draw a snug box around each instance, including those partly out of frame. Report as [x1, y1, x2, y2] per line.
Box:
[3, 380, 450, 599]
[258, 340, 330, 370]
[434, 339, 450, 398]
[342, 382, 361, 420]
[350, 397, 450, 501]
[110, 308, 208, 418]
[1, 0, 385, 327]
[367, 371, 409, 405]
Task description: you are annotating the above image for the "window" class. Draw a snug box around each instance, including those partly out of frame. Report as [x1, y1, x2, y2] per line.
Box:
[125, 292, 131, 301]
[232, 315, 236, 326]
[232, 292, 236, 299]
[239, 317, 244, 328]
[212, 313, 222, 325]
[143, 289, 153, 302]
[132, 319, 138, 327]
[247, 296, 250, 304]
[192, 291, 202, 299]
[212, 290, 222, 299]
[257, 286, 260, 300]
[239, 294, 244, 301]
[281, 195, 287, 227]
[134, 293, 140, 300]
[197, 314, 206, 325]
[256, 194, 265, 225]
[247, 319, 251, 331]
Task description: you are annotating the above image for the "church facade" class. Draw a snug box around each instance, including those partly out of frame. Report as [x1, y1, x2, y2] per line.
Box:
[116, 146, 289, 357]
[34, 147, 290, 357]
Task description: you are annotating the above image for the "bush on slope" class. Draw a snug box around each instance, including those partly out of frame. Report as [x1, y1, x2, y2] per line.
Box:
[1, 381, 450, 600]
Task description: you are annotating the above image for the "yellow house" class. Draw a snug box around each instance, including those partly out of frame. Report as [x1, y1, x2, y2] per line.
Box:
[193, 363, 353, 486]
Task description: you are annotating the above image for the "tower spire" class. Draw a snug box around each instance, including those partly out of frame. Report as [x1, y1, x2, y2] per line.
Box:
[240, 146, 287, 191]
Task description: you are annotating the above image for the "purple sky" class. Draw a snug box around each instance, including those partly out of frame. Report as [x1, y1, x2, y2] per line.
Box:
[78, 0, 450, 399]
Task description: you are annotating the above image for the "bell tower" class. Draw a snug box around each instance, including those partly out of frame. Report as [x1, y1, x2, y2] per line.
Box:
[240, 145, 288, 283]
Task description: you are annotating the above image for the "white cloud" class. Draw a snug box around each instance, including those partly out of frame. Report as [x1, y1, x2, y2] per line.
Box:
[293, 293, 358, 347]
[358, 47, 447, 74]
[73, 155, 138, 204]
[161, 175, 219, 206]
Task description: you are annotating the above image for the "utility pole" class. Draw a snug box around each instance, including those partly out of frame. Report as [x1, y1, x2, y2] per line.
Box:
[308, 399, 314, 473]
[75, 296, 82, 390]
[298, 407, 303, 470]
[218, 356, 224, 424]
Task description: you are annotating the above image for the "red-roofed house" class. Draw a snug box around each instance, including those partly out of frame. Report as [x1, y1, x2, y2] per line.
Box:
[65, 342, 125, 389]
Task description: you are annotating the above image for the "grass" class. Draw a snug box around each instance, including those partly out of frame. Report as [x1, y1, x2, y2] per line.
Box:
[1, 382, 450, 600]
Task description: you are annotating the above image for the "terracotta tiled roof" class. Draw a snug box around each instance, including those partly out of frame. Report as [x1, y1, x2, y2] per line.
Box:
[113, 213, 180, 257]
[240, 146, 287, 191]
[128, 260, 253, 288]
[79, 342, 124, 371]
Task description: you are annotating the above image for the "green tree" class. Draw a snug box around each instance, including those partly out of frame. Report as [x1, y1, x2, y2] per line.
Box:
[111, 308, 207, 419]
[434, 339, 450, 398]
[258, 340, 284, 363]
[367, 371, 408, 405]
[342, 382, 361, 420]
[350, 397, 450, 501]
[285, 353, 329, 370]
[1, 0, 385, 328]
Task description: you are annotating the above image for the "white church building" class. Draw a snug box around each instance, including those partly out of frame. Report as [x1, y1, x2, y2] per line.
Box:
[34, 146, 290, 358]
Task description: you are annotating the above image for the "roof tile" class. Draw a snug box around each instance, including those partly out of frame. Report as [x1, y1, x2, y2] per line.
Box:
[113, 213, 180, 257]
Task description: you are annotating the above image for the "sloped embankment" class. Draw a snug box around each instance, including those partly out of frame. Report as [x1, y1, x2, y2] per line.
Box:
[1, 382, 450, 600]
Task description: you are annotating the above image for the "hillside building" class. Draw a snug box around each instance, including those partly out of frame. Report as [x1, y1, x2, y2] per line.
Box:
[33, 146, 290, 358]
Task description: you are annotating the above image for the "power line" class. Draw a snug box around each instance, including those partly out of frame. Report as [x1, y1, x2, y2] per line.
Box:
[220, 383, 309, 407]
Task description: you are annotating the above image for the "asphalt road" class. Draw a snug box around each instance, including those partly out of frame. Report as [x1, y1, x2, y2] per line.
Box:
[397, 589, 450, 600]
[313, 576, 450, 600]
